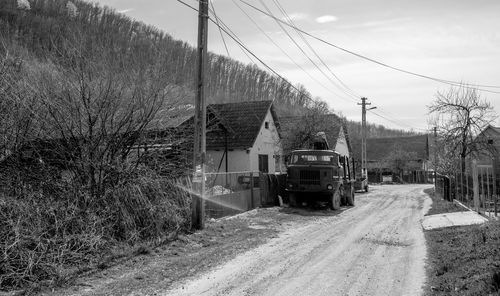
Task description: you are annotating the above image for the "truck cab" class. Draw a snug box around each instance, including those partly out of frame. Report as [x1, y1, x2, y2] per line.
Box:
[286, 149, 355, 209]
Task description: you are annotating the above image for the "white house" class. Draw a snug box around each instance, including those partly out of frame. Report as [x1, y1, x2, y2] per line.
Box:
[205, 100, 283, 174]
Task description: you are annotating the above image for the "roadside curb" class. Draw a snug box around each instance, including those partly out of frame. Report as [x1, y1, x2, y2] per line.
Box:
[422, 211, 488, 230]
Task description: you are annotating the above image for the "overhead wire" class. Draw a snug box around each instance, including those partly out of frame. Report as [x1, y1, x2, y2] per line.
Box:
[238, 0, 500, 94]
[257, 0, 359, 103]
[179, 0, 436, 132]
[271, 0, 361, 100]
[178, 0, 350, 121]
[182, 0, 256, 63]
[209, 0, 230, 58]
[368, 109, 428, 132]
[374, 107, 427, 130]
[237, 0, 427, 131]
[230, 0, 356, 104]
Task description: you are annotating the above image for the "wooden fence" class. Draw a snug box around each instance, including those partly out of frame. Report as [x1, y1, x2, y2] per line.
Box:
[435, 160, 498, 218]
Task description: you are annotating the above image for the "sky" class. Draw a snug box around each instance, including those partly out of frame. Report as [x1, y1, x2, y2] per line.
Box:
[92, 0, 500, 132]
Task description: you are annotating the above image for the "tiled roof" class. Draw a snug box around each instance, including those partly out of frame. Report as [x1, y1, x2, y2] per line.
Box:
[279, 114, 350, 152]
[366, 135, 429, 161]
[206, 100, 276, 150]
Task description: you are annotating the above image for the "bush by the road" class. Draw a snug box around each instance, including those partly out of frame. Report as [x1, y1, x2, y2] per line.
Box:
[0, 169, 191, 290]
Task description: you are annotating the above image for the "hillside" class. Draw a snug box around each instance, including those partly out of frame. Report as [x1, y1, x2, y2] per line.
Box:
[0, 0, 319, 114]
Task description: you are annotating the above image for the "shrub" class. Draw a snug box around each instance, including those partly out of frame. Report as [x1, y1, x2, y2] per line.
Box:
[0, 169, 191, 289]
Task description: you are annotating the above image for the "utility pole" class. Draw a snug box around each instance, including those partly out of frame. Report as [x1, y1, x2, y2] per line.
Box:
[358, 98, 375, 180]
[434, 127, 438, 192]
[192, 0, 209, 230]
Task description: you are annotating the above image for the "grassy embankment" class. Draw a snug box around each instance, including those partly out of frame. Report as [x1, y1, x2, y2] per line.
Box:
[423, 188, 500, 295]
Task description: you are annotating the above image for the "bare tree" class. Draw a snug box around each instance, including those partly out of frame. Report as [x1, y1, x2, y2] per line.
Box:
[428, 84, 496, 173]
[280, 99, 338, 154]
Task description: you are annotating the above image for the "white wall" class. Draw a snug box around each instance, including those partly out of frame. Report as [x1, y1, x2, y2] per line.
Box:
[206, 149, 250, 173]
[249, 110, 283, 173]
[206, 109, 283, 174]
[334, 128, 350, 157]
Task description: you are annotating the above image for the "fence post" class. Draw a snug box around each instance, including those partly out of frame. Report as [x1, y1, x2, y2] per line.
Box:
[472, 160, 480, 213]
[464, 171, 467, 201]
[250, 171, 254, 209]
[459, 172, 463, 201]
[481, 168, 485, 210]
[487, 167, 491, 217]
[494, 168, 498, 217]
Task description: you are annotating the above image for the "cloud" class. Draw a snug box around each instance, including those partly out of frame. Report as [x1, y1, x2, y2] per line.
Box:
[118, 8, 134, 14]
[315, 15, 338, 24]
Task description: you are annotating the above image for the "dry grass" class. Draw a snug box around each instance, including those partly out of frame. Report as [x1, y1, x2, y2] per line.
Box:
[424, 188, 468, 216]
[423, 187, 500, 295]
[0, 168, 191, 292]
[425, 221, 500, 295]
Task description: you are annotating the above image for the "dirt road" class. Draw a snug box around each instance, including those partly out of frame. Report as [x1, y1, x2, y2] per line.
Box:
[166, 184, 432, 296]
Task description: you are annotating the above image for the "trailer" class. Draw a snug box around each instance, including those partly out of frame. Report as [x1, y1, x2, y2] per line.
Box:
[354, 176, 369, 192]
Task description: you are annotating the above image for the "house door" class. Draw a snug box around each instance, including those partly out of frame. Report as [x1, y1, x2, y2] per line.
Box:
[258, 154, 269, 173]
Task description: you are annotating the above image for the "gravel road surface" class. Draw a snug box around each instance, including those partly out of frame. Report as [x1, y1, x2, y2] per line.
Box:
[166, 184, 432, 296]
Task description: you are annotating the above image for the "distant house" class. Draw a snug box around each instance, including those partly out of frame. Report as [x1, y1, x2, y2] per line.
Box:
[203, 100, 283, 174]
[279, 114, 352, 157]
[473, 125, 500, 172]
[364, 135, 430, 182]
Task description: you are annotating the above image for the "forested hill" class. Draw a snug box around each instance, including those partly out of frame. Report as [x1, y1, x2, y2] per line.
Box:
[346, 120, 420, 140]
[0, 0, 318, 115]
[0, 0, 416, 138]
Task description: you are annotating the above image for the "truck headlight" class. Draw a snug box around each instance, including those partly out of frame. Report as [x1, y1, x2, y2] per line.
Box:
[327, 184, 333, 190]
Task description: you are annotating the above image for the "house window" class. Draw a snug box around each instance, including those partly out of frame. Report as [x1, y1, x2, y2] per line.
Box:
[265, 121, 269, 129]
[258, 154, 269, 173]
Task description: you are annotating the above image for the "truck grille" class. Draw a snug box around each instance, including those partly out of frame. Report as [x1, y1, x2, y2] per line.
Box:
[299, 170, 320, 185]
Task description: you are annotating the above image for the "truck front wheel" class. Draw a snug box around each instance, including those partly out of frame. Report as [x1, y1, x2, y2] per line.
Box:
[347, 187, 355, 206]
[289, 192, 299, 207]
[329, 190, 341, 210]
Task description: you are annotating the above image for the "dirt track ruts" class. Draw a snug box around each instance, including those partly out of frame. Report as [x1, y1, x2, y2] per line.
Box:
[165, 184, 432, 296]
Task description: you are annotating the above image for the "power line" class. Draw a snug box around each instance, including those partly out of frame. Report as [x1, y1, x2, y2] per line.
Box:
[181, 0, 256, 63]
[178, 0, 352, 123]
[177, 0, 312, 102]
[230, 0, 355, 104]
[374, 107, 427, 130]
[238, 0, 500, 94]
[180, 0, 431, 132]
[368, 109, 428, 132]
[257, 0, 359, 103]
[271, 0, 361, 100]
[209, 0, 230, 58]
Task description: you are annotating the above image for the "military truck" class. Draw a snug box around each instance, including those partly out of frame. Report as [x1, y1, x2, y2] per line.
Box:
[285, 149, 355, 209]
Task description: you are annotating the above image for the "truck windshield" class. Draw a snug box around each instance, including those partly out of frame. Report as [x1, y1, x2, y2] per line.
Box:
[290, 153, 338, 165]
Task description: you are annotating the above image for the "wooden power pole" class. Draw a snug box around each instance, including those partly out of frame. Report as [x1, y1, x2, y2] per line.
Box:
[192, 0, 209, 230]
[434, 127, 438, 192]
[358, 98, 375, 180]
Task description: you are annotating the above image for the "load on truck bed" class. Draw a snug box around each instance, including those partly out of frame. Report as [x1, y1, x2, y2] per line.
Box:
[286, 149, 355, 209]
